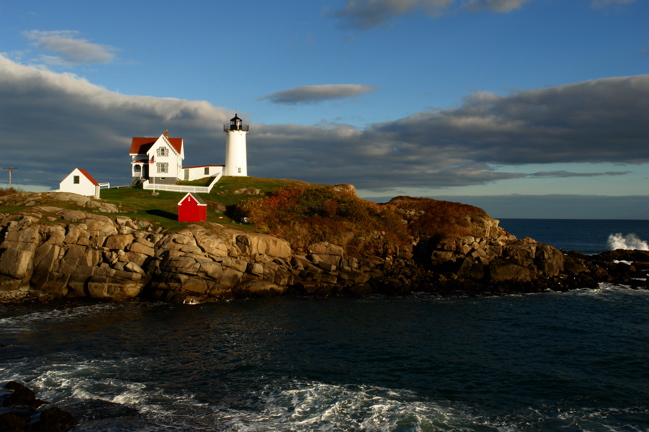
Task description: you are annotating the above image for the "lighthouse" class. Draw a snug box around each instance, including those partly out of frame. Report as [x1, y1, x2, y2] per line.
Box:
[223, 113, 249, 176]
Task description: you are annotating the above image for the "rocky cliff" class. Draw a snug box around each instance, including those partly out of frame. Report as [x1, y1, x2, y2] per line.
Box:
[0, 192, 647, 303]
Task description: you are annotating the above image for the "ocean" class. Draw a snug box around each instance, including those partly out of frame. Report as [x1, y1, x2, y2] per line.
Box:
[1, 219, 648, 431]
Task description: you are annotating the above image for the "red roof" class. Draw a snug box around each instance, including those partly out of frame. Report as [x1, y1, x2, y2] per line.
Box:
[77, 168, 99, 186]
[130, 136, 183, 155]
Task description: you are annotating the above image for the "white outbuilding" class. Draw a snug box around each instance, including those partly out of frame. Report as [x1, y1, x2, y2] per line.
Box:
[59, 168, 101, 198]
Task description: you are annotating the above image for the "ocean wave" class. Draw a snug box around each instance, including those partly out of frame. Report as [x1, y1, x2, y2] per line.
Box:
[607, 233, 649, 251]
[218, 381, 471, 431]
[0, 302, 121, 333]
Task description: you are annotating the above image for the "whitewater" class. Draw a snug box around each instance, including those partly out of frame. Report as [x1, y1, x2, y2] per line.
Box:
[607, 233, 649, 250]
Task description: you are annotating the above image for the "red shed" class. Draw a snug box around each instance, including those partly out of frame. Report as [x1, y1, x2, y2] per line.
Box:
[178, 192, 207, 222]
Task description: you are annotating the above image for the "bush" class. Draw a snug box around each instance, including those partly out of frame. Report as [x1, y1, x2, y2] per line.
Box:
[0, 187, 19, 198]
[389, 196, 492, 240]
[234, 185, 410, 254]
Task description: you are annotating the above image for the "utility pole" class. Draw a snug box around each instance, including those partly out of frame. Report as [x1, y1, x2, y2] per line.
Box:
[2, 167, 17, 188]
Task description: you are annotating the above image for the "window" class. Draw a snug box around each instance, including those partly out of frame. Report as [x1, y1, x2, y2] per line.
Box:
[134, 165, 141, 174]
[73, 175, 80, 184]
[157, 163, 168, 173]
[238, 167, 241, 173]
[157, 147, 169, 157]
[204, 167, 210, 175]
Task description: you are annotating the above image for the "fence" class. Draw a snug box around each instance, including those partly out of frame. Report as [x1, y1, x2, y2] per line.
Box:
[142, 172, 222, 194]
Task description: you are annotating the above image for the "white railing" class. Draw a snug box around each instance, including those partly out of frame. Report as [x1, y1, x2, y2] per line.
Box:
[142, 172, 222, 193]
[99, 182, 111, 189]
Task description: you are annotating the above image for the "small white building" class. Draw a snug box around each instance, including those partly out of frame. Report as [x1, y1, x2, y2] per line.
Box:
[59, 168, 101, 198]
[130, 130, 184, 185]
[182, 165, 224, 181]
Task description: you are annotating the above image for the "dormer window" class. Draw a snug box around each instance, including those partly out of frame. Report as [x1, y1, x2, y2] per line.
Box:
[157, 147, 169, 157]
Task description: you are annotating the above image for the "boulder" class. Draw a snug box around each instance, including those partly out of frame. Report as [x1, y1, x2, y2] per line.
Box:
[104, 234, 134, 250]
[0, 411, 30, 432]
[0, 248, 34, 280]
[3, 381, 46, 409]
[488, 261, 533, 283]
[33, 406, 78, 432]
[233, 280, 286, 297]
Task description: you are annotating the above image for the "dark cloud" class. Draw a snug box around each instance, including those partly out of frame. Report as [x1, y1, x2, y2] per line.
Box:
[24, 30, 117, 65]
[0, 54, 647, 195]
[0, 55, 229, 189]
[528, 171, 630, 178]
[366, 75, 649, 167]
[332, 0, 529, 29]
[333, 0, 632, 29]
[590, 0, 636, 8]
[462, 0, 530, 13]
[260, 84, 378, 105]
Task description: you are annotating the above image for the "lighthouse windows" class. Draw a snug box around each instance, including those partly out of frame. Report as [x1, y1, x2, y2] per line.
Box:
[238, 168, 241, 173]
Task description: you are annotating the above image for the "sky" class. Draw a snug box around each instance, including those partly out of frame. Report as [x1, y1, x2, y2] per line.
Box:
[0, 0, 648, 219]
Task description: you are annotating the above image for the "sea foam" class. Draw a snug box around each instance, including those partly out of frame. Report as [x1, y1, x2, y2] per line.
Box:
[607, 233, 649, 251]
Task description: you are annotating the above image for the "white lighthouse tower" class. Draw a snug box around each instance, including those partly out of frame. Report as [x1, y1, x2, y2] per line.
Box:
[223, 113, 249, 176]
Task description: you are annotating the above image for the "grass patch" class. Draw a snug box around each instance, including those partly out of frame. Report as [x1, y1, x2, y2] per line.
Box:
[177, 177, 214, 186]
[98, 179, 301, 231]
[210, 176, 311, 206]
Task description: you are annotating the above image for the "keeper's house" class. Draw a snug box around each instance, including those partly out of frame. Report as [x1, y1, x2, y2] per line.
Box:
[130, 130, 184, 185]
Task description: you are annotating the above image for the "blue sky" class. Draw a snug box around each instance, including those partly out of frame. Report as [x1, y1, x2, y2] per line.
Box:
[0, 0, 648, 218]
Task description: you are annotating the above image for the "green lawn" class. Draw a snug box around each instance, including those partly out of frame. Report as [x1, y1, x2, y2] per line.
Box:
[0, 177, 313, 232]
[98, 177, 310, 231]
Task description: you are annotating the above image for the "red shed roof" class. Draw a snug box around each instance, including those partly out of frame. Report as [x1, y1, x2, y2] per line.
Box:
[130, 136, 183, 155]
[77, 168, 99, 186]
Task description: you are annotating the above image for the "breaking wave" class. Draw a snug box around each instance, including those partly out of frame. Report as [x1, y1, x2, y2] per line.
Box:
[607, 233, 649, 251]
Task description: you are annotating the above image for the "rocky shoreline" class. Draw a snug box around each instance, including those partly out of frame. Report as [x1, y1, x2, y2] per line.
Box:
[1, 193, 647, 304]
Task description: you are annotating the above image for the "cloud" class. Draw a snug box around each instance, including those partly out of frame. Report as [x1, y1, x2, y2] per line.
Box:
[0, 54, 647, 196]
[462, 0, 530, 13]
[333, 0, 528, 29]
[0, 54, 229, 188]
[24, 30, 117, 65]
[250, 74, 649, 191]
[590, 0, 636, 8]
[369, 75, 649, 167]
[333, 0, 633, 29]
[528, 171, 629, 178]
[260, 84, 378, 105]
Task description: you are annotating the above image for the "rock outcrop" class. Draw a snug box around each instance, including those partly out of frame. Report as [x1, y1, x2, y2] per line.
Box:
[1, 198, 647, 304]
[1, 381, 77, 432]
